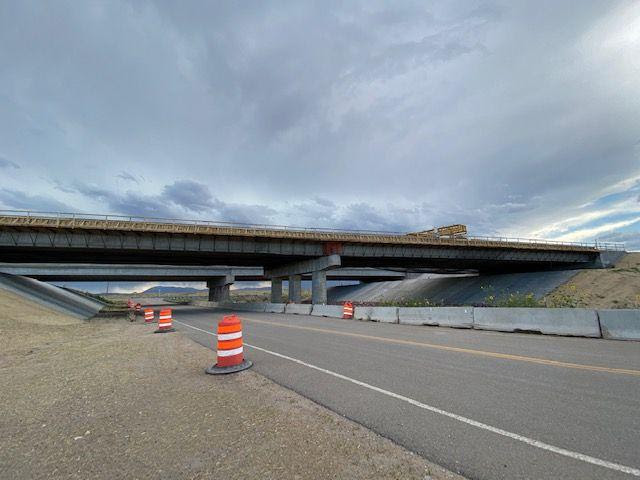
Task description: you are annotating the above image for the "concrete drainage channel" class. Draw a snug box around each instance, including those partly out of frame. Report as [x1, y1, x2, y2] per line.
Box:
[192, 300, 640, 341]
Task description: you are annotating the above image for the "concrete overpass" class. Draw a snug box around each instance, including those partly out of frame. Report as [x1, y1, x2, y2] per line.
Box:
[0, 211, 625, 303]
[0, 263, 408, 301]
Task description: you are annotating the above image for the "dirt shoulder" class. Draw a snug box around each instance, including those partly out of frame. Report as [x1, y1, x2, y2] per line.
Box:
[545, 253, 640, 309]
[0, 288, 461, 480]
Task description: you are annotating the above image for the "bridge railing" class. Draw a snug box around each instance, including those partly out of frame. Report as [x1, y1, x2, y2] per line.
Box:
[0, 209, 626, 251]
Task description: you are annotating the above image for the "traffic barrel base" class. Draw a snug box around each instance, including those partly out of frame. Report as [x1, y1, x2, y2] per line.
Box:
[154, 327, 176, 334]
[205, 359, 253, 375]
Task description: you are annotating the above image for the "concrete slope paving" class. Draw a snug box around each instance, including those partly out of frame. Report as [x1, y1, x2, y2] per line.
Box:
[0, 273, 103, 319]
[328, 270, 579, 305]
[173, 306, 640, 480]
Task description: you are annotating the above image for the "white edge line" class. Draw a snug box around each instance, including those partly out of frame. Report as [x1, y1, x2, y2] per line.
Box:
[173, 319, 640, 477]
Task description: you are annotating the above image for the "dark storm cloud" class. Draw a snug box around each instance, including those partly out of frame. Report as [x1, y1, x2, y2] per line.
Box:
[0, 189, 73, 212]
[67, 179, 276, 224]
[0, 156, 19, 169]
[0, 1, 639, 242]
[162, 180, 215, 212]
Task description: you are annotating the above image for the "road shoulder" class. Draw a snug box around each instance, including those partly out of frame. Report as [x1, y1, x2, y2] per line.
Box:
[0, 295, 462, 479]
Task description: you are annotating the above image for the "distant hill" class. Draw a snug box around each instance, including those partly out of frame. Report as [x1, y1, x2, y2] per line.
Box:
[142, 286, 206, 294]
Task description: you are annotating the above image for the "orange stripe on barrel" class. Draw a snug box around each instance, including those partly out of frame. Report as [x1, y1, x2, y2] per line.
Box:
[218, 338, 243, 350]
[218, 324, 242, 334]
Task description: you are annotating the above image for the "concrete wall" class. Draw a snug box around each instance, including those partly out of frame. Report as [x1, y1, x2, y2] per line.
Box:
[311, 304, 344, 318]
[0, 273, 104, 319]
[598, 309, 640, 341]
[398, 307, 473, 328]
[354, 306, 398, 323]
[285, 304, 313, 315]
[265, 303, 286, 313]
[473, 307, 601, 337]
[233, 303, 268, 313]
[188, 299, 639, 341]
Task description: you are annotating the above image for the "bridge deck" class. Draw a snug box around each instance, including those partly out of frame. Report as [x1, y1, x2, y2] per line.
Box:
[0, 213, 618, 253]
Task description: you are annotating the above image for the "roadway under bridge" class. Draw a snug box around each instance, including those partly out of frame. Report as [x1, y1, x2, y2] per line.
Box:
[0, 212, 625, 304]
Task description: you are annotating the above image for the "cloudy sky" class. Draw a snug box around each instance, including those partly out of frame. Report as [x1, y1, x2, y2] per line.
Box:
[1, 0, 639, 254]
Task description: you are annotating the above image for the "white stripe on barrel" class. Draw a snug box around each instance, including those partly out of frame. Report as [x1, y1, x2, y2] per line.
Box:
[218, 331, 242, 341]
[217, 346, 243, 357]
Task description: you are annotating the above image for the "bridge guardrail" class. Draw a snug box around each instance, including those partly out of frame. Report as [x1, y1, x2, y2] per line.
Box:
[0, 209, 625, 251]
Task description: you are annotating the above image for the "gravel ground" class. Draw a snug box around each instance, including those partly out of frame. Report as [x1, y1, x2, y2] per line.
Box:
[0, 288, 461, 480]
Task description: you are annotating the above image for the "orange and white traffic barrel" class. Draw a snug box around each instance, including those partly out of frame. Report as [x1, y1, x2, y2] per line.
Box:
[144, 308, 155, 324]
[135, 303, 142, 314]
[205, 314, 252, 375]
[154, 308, 175, 333]
[127, 299, 134, 309]
[343, 301, 354, 319]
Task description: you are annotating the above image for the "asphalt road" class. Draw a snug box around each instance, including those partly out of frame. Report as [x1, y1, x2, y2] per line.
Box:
[169, 306, 640, 480]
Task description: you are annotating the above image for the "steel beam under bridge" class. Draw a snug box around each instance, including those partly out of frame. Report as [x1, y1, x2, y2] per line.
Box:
[0, 263, 408, 282]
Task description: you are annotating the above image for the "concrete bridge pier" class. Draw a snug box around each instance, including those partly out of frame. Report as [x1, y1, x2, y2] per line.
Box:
[288, 274, 302, 303]
[266, 255, 340, 305]
[311, 270, 327, 305]
[207, 274, 234, 302]
[271, 278, 283, 303]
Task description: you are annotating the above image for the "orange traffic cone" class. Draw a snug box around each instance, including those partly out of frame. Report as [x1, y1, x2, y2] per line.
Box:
[205, 315, 252, 374]
[154, 308, 175, 333]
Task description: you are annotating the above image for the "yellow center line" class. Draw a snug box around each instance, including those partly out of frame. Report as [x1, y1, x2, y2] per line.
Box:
[241, 317, 640, 377]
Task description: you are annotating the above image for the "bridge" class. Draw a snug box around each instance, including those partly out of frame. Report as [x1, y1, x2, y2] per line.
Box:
[0, 263, 408, 301]
[0, 211, 625, 303]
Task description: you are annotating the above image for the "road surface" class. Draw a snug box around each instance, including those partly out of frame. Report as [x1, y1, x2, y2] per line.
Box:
[170, 306, 640, 479]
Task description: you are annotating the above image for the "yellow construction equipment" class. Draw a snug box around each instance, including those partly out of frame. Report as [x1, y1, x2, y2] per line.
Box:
[408, 224, 467, 238]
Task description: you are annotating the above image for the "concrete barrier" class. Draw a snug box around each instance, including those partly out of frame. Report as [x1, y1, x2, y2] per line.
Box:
[354, 306, 398, 323]
[398, 307, 473, 328]
[192, 300, 214, 307]
[191, 300, 246, 310]
[285, 303, 313, 315]
[311, 304, 344, 318]
[265, 303, 286, 313]
[598, 309, 640, 341]
[235, 303, 268, 312]
[473, 308, 601, 337]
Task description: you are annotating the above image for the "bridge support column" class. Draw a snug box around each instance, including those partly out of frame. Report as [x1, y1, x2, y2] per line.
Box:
[311, 270, 327, 305]
[265, 255, 340, 305]
[288, 274, 302, 303]
[207, 275, 234, 302]
[271, 278, 283, 303]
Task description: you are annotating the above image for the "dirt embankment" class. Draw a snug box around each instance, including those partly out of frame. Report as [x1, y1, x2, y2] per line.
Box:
[0, 287, 460, 480]
[545, 253, 640, 309]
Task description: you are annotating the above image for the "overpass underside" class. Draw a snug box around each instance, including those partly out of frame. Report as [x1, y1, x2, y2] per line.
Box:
[0, 229, 598, 271]
[0, 214, 617, 304]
